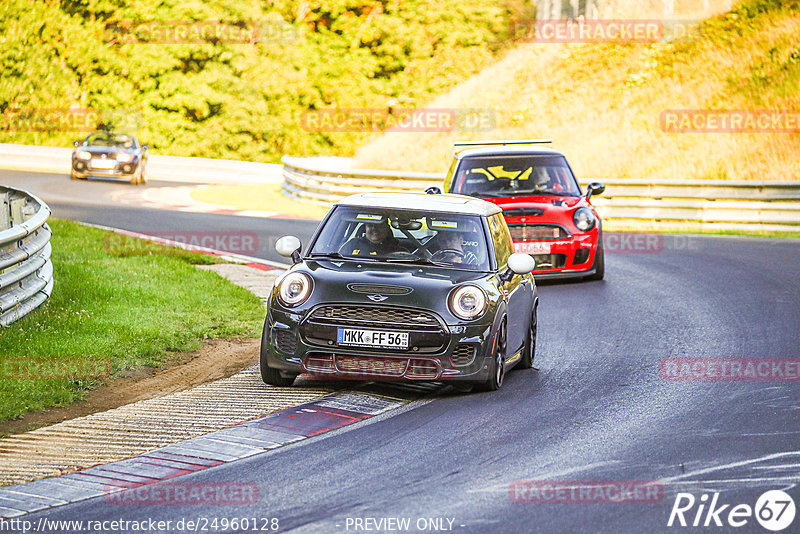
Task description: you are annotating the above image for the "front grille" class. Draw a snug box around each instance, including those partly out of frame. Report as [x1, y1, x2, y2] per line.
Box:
[533, 254, 567, 269]
[310, 305, 440, 328]
[337, 356, 407, 376]
[274, 329, 298, 354]
[503, 208, 545, 217]
[451, 344, 476, 366]
[508, 224, 570, 241]
[406, 359, 439, 379]
[303, 354, 441, 380]
[347, 284, 412, 296]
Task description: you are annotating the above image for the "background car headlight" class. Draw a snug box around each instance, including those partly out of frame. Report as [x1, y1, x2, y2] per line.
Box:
[573, 207, 597, 231]
[76, 150, 91, 160]
[449, 284, 487, 320]
[116, 153, 133, 162]
[277, 272, 312, 307]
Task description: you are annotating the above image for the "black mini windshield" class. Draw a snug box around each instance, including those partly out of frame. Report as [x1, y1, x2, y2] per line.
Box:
[452, 155, 581, 197]
[83, 133, 138, 149]
[310, 206, 491, 271]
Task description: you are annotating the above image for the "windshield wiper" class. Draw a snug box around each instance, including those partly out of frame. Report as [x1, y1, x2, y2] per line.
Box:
[471, 191, 567, 198]
[309, 252, 376, 262]
[384, 257, 452, 267]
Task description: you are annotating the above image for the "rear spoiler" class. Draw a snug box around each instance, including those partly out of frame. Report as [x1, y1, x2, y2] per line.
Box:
[453, 139, 552, 147]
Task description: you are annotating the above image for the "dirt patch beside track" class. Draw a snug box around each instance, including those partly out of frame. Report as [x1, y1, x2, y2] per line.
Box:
[0, 338, 259, 436]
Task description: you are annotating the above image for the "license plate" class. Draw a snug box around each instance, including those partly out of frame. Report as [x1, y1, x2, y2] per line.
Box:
[514, 242, 551, 254]
[336, 328, 409, 349]
[91, 159, 115, 169]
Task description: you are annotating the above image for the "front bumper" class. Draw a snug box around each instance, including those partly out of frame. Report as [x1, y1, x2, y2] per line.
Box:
[264, 305, 496, 383]
[515, 232, 598, 278]
[72, 159, 139, 178]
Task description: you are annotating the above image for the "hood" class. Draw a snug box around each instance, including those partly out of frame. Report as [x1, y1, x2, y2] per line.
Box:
[485, 195, 587, 216]
[291, 259, 493, 318]
[74, 145, 138, 156]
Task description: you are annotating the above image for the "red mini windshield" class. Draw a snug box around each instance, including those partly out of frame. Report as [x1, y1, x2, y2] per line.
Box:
[453, 155, 581, 197]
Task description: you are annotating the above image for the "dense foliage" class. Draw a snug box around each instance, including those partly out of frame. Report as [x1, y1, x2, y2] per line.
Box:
[0, 0, 519, 161]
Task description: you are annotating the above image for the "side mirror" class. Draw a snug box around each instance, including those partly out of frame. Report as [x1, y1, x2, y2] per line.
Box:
[586, 182, 605, 200]
[142, 144, 149, 150]
[72, 141, 80, 147]
[425, 186, 442, 195]
[500, 253, 536, 282]
[275, 235, 302, 264]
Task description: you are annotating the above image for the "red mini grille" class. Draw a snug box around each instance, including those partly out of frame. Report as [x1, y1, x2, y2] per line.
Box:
[532, 254, 567, 269]
[508, 224, 570, 241]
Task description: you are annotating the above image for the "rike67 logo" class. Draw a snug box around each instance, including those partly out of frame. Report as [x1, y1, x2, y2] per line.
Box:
[668, 490, 796, 531]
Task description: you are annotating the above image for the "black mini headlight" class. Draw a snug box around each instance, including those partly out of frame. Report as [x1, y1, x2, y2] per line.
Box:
[449, 284, 488, 320]
[276, 272, 313, 307]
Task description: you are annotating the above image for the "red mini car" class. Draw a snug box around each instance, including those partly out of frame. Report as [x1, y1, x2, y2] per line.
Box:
[443, 140, 606, 280]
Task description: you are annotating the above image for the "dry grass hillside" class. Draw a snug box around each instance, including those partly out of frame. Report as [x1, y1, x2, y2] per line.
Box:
[354, 0, 800, 181]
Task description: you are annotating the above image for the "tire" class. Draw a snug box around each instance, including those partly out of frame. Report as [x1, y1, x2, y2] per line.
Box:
[477, 323, 506, 391]
[518, 305, 537, 370]
[586, 240, 605, 281]
[139, 163, 147, 185]
[259, 323, 297, 387]
[132, 164, 146, 185]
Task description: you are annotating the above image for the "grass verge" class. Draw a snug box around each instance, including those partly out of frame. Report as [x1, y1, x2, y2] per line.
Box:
[0, 219, 265, 423]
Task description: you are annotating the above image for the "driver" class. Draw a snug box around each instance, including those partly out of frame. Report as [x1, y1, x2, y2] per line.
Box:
[340, 220, 405, 257]
[432, 231, 479, 265]
[533, 167, 563, 193]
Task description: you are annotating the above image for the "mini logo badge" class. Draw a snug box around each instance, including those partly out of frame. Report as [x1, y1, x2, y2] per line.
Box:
[367, 294, 388, 302]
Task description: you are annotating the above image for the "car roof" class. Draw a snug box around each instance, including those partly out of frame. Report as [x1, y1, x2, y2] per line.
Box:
[336, 192, 502, 217]
[455, 146, 565, 159]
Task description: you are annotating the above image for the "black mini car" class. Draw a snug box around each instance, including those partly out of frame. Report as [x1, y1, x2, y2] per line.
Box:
[71, 131, 149, 184]
[261, 192, 539, 391]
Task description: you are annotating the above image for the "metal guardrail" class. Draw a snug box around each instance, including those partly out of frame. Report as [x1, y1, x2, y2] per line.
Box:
[281, 157, 800, 232]
[281, 156, 441, 204]
[0, 186, 53, 326]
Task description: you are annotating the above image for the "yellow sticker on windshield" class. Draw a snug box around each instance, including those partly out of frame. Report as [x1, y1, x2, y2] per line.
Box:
[356, 214, 383, 221]
[431, 221, 458, 229]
